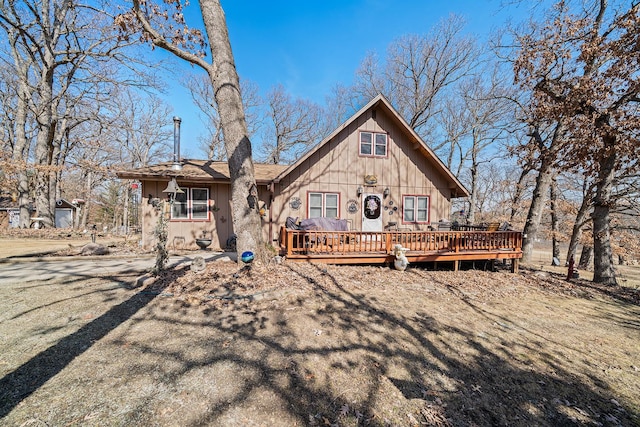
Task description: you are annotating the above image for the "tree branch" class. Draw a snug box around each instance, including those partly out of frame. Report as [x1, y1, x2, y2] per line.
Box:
[130, 0, 211, 73]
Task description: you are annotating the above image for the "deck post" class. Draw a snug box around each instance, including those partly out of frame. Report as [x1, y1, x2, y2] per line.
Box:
[511, 258, 519, 273]
[287, 230, 294, 257]
[453, 260, 459, 271]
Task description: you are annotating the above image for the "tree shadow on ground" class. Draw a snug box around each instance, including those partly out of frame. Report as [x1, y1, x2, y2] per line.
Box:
[117, 263, 637, 426]
[0, 265, 180, 418]
[3, 262, 636, 426]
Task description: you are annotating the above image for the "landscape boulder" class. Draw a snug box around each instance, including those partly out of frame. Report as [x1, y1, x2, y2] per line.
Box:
[81, 243, 109, 256]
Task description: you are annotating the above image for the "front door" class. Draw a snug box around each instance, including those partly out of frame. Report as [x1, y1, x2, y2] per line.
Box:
[362, 193, 383, 232]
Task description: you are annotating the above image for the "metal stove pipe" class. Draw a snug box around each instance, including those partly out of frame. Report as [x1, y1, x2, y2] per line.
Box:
[172, 116, 182, 170]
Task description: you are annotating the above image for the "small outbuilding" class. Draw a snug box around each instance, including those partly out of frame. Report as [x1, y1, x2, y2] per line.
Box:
[54, 199, 84, 229]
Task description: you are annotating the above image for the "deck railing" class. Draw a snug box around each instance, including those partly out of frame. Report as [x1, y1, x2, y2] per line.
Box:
[279, 227, 523, 257]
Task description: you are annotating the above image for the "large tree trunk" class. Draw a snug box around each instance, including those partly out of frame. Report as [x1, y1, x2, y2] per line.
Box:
[466, 160, 478, 224]
[33, 36, 57, 228]
[9, 36, 33, 228]
[12, 82, 32, 228]
[591, 137, 617, 285]
[578, 245, 593, 269]
[509, 167, 530, 223]
[521, 155, 553, 262]
[122, 183, 130, 235]
[200, 0, 264, 261]
[550, 176, 560, 264]
[566, 183, 591, 263]
[80, 170, 92, 228]
[34, 132, 55, 227]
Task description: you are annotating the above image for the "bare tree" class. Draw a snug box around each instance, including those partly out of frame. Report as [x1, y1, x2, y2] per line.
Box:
[439, 95, 471, 175]
[515, 121, 564, 262]
[513, 0, 640, 284]
[260, 84, 326, 164]
[105, 90, 173, 169]
[0, 0, 147, 227]
[352, 15, 479, 143]
[106, 90, 172, 233]
[564, 173, 595, 264]
[457, 69, 513, 224]
[122, 0, 266, 260]
[184, 73, 261, 160]
[324, 83, 358, 133]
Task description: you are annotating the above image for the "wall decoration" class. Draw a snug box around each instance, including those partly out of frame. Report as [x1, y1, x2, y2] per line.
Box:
[346, 199, 359, 214]
[289, 196, 301, 210]
[364, 195, 381, 219]
[364, 174, 378, 185]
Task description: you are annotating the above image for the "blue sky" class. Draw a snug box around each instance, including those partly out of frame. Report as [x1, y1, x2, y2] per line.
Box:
[163, 0, 528, 157]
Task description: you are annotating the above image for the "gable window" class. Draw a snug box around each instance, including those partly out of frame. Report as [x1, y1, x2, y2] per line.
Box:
[403, 195, 430, 223]
[308, 192, 339, 218]
[171, 187, 210, 220]
[359, 131, 388, 157]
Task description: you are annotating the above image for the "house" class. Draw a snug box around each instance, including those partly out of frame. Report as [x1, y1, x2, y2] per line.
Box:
[117, 94, 470, 252]
[0, 196, 36, 229]
[1, 197, 84, 229]
[54, 199, 85, 228]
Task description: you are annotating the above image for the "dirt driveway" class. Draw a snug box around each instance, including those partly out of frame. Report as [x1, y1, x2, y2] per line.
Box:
[0, 259, 638, 426]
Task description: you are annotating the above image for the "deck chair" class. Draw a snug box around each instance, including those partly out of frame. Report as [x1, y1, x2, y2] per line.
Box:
[486, 222, 501, 232]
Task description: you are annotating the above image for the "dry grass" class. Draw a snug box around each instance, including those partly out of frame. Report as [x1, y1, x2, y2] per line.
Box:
[0, 229, 134, 258]
[527, 247, 640, 289]
[1, 259, 638, 426]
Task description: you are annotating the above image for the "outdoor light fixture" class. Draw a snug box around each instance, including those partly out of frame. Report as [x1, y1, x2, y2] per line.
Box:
[162, 177, 184, 202]
[357, 186, 364, 197]
[383, 187, 390, 197]
[247, 183, 258, 209]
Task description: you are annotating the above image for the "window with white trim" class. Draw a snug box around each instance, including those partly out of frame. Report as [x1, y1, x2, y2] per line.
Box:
[359, 131, 388, 157]
[171, 187, 209, 220]
[308, 192, 339, 218]
[403, 195, 430, 223]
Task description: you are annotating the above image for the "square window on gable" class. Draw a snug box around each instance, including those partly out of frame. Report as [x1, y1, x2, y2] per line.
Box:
[360, 132, 372, 155]
[375, 133, 387, 156]
[359, 131, 387, 157]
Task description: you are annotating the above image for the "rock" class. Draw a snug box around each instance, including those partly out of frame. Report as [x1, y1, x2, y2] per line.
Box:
[191, 256, 206, 272]
[81, 243, 109, 256]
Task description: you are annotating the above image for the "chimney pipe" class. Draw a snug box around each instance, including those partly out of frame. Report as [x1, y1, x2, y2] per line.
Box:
[172, 116, 182, 170]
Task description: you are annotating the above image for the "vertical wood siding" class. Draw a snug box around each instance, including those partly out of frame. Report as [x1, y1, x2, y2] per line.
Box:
[269, 107, 455, 243]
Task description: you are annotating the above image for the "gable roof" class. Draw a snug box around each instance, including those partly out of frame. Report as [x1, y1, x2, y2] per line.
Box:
[116, 159, 287, 184]
[272, 94, 469, 198]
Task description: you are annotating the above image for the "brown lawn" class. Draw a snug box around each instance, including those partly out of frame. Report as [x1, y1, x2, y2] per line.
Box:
[0, 259, 638, 426]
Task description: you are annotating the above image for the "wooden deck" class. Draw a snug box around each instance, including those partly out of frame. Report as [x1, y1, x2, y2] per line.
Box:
[278, 228, 523, 272]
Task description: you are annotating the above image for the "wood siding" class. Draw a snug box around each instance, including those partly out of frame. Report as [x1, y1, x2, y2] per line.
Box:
[135, 102, 464, 251]
[140, 180, 229, 251]
[269, 108, 453, 243]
